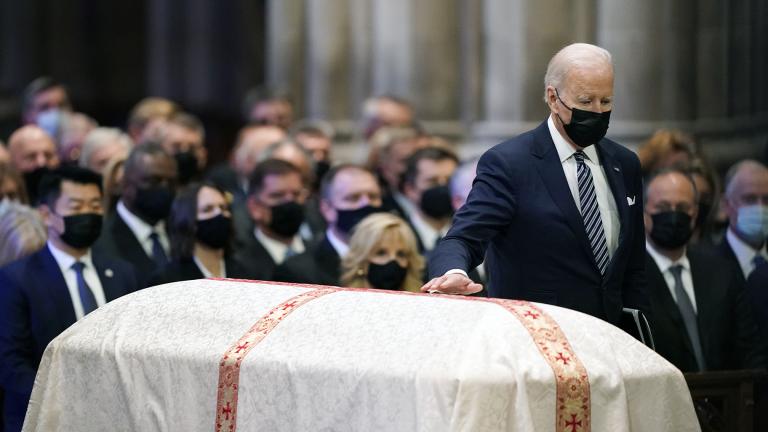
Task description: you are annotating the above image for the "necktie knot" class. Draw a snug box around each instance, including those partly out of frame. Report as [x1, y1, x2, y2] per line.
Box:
[753, 254, 767, 269]
[573, 151, 586, 163]
[72, 261, 85, 273]
[669, 264, 683, 279]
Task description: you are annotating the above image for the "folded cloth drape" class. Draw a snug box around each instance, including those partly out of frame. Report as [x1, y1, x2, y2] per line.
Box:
[24, 278, 698, 432]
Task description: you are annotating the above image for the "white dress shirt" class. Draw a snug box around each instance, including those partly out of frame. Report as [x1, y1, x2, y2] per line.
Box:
[47, 241, 107, 320]
[646, 241, 697, 313]
[117, 200, 170, 258]
[547, 116, 620, 258]
[326, 228, 349, 258]
[726, 228, 768, 278]
[254, 227, 305, 265]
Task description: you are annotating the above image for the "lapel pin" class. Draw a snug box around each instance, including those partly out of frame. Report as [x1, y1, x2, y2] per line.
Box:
[105, 269, 114, 278]
[613, 166, 620, 172]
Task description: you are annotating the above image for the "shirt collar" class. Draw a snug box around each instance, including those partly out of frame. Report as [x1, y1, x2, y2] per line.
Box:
[645, 240, 690, 274]
[727, 227, 767, 270]
[254, 227, 305, 263]
[326, 228, 349, 257]
[547, 115, 600, 164]
[47, 240, 95, 274]
[117, 200, 165, 241]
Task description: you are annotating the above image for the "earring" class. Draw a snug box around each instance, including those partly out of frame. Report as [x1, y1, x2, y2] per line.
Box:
[356, 267, 365, 277]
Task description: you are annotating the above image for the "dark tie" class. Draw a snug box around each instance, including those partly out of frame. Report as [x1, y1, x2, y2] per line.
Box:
[753, 254, 767, 271]
[71, 261, 97, 315]
[573, 151, 610, 275]
[149, 231, 169, 266]
[669, 264, 706, 371]
[284, 246, 297, 260]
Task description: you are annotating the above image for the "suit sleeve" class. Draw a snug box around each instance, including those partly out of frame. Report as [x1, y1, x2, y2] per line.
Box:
[620, 154, 651, 316]
[428, 147, 518, 278]
[0, 269, 39, 396]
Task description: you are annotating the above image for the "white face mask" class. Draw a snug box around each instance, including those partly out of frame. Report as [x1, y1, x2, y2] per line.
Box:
[736, 204, 768, 243]
[36, 108, 64, 139]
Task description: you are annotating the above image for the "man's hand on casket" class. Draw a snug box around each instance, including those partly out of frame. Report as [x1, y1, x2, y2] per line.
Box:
[420, 273, 483, 295]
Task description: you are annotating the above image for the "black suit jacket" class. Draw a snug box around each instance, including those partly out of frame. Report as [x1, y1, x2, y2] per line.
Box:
[716, 235, 747, 286]
[148, 256, 258, 286]
[95, 212, 159, 287]
[233, 234, 280, 281]
[273, 236, 341, 286]
[429, 120, 648, 324]
[0, 245, 138, 431]
[745, 264, 768, 349]
[645, 248, 765, 372]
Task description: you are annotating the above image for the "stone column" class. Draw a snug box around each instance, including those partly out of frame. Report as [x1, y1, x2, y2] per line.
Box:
[267, 0, 306, 116]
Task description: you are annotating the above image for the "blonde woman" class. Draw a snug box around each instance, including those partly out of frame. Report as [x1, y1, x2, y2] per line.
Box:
[0, 200, 47, 266]
[341, 213, 424, 292]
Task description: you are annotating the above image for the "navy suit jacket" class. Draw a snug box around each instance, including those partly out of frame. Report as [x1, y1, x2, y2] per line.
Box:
[0, 245, 138, 432]
[429, 120, 648, 324]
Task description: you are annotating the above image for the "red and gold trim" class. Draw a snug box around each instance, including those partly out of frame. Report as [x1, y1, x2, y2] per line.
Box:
[211, 279, 590, 432]
[214, 287, 337, 432]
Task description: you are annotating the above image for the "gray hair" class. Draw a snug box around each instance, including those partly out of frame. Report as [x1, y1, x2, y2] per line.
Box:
[543, 43, 613, 103]
[723, 159, 768, 198]
[0, 200, 47, 266]
[79, 127, 134, 170]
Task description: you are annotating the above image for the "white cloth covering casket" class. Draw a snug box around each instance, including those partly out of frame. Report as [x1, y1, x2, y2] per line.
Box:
[24, 278, 699, 431]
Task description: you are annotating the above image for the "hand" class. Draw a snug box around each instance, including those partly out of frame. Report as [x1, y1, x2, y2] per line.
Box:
[420, 273, 483, 295]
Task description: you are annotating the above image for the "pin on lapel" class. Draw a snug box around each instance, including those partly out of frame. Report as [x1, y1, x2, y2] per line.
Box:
[627, 196, 636, 206]
[613, 166, 620, 172]
[104, 269, 114, 278]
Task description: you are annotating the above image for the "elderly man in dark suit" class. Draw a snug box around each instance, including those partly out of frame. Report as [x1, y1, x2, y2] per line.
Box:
[0, 166, 138, 432]
[424, 43, 648, 324]
[643, 168, 765, 372]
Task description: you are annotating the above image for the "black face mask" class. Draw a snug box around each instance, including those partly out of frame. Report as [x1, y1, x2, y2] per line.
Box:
[174, 151, 199, 185]
[650, 211, 693, 249]
[135, 185, 175, 225]
[59, 213, 103, 249]
[335, 204, 385, 235]
[24, 167, 50, 205]
[420, 184, 454, 219]
[367, 259, 408, 291]
[268, 201, 305, 237]
[196, 214, 231, 249]
[555, 89, 611, 148]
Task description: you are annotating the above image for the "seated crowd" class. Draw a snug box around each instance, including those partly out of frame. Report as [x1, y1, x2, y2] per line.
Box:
[0, 77, 767, 430]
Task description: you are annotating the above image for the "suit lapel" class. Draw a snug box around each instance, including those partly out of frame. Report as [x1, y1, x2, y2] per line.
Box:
[37, 247, 77, 326]
[113, 214, 153, 265]
[531, 122, 597, 271]
[315, 237, 341, 281]
[646, 253, 697, 359]
[597, 143, 629, 276]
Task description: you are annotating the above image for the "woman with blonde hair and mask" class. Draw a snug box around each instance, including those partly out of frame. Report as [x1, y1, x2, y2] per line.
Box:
[341, 212, 425, 292]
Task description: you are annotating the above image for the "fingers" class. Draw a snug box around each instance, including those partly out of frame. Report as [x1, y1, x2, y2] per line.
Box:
[421, 274, 482, 295]
[420, 276, 448, 292]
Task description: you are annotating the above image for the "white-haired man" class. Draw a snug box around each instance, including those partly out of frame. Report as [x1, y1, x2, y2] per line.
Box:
[424, 43, 649, 325]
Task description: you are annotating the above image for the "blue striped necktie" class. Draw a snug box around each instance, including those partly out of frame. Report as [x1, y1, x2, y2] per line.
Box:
[574, 151, 610, 275]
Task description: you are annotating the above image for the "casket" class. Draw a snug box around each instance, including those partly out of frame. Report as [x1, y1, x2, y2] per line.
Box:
[24, 279, 699, 431]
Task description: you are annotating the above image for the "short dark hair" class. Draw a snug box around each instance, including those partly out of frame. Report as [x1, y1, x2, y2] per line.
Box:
[38, 166, 103, 209]
[168, 181, 231, 260]
[319, 163, 374, 201]
[248, 158, 301, 197]
[22, 77, 69, 114]
[643, 167, 699, 206]
[401, 146, 459, 189]
[123, 142, 173, 180]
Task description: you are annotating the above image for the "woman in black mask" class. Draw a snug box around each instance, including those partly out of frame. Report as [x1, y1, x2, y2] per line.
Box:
[341, 213, 424, 291]
[149, 182, 253, 285]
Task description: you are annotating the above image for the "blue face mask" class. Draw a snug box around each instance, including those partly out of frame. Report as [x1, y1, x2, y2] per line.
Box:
[736, 205, 768, 243]
[36, 108, 64, 140]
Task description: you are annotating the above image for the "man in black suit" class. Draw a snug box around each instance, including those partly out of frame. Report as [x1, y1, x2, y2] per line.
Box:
[400, 146, 459, 254]
[0, 166, 138, 431]
[274, 164, 383, 286]
[746, 264, 768, 350]
[424, 43, 648, 324]
[95, 143, 177, 287]
[716, 160, 768, 284]
[234, 159, 308, 281]
[643, 168, 765, 372]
